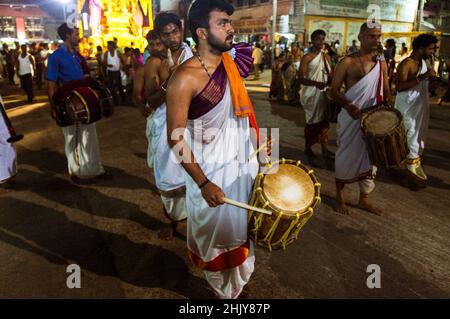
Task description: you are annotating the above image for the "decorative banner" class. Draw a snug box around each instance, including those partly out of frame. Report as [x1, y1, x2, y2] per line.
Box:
[308, 18, 346, 45]
[307, 0, 419, 23]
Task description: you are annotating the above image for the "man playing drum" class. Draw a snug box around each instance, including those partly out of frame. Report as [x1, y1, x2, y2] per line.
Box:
[166, 0, 261, 298]
[299, 29, 333, 163]
[46, 23, 106, 182]
[330, 22, 391, 216]
[146, 13, 193, 240]
[395, 34, 438, 189]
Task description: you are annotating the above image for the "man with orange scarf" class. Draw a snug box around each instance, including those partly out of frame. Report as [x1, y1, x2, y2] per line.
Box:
[166, 0, 260, 298]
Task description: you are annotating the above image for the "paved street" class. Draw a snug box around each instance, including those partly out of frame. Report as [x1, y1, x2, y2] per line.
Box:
[1, 71, 449, 298]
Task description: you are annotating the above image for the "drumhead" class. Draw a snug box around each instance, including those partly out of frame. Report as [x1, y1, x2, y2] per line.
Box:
[262, 163, 315, 213]
[363, 109, 399, 135]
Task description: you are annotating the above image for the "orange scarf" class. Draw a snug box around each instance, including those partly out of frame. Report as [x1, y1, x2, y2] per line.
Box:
[221, 52, 260, 142]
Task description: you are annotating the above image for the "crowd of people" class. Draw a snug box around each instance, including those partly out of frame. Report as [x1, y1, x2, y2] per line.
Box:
[262, 36, 450, 106]
[0, 36, 152, 108]
[1, 41, 57, 103]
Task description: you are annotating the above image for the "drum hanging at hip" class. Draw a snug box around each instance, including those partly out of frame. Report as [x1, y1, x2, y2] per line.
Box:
[248, 158, 321, 251]
[361, 106, 409, 168]
[429, 76, 448, 98]
[53, 78, 113, 127]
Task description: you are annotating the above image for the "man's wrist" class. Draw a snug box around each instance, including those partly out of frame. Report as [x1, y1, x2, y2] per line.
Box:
[198, 178, 210, 189]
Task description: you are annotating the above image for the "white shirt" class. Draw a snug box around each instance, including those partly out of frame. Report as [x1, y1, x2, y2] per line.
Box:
[18, 54, 32, 76]
[106, 50, 120, 71]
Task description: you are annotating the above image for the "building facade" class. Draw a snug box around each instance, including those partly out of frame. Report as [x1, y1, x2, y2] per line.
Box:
[424, 0, 450, 58]
[0, 3, 48, 44]
[231, 0, 420, 53]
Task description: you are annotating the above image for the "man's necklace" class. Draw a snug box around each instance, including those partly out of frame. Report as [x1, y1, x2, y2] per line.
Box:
[195, 53, 211, 78]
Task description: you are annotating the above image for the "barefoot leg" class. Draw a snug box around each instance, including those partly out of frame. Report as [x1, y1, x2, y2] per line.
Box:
[336, 181, 351, 215]
[358, 193, 383, 216]
[158, 206, 177, 241]
[158, 222, 176, 241]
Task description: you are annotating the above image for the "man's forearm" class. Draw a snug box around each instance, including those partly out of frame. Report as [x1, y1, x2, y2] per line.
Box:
[300, 77, 322, 87]
[147, 88, 166, 110]
[47, 83, 57, 109]
[331, 89, 351, 110]
[181, 161, 208, 187]
[396, 79, 419, 92]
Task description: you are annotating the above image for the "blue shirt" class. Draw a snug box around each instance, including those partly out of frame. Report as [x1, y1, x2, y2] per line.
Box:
[143, 49, 151, 64]
[46, 44, 85, 84]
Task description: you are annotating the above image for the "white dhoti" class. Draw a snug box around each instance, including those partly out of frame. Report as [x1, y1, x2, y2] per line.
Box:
[145, 112, 154, 169]
[0, 97, 17, 183]
[335, 61, 383, 194]
[299, 52, 328, 125]
[149, 44, 193, 222]
[62, 123, 105, 178]
[395, 59, 429, 180]
[185, 83, 259, 299]
[151, 104, 187, 221]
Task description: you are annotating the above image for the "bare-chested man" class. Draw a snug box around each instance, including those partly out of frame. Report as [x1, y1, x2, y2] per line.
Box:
[145, 13, 193, 240]
[132, 30, 165, 116]
[395, 34, 438, 189]
[330, 22, 391, 216]
[166, 0, 261, 299]
[299, 29, 333, 163]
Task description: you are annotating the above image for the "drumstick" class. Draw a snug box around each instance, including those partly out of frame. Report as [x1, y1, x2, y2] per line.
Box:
[248, 138, 276, 162]
[223, 197, 273, 215]
[248, 141, 267, 162]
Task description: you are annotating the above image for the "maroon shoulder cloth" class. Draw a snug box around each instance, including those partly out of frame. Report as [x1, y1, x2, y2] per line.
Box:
[188, 43, 253, 120]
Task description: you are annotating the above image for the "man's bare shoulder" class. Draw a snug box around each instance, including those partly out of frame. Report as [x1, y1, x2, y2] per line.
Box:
[302, 52, 316, 62]
[339, 54, 356, 64]
[168, 57, 209, 97]
[145, 55, 163, 66]
[397, 57, 413, 70]
[172, 57, 203, 81]
[333, 55, 354, 70]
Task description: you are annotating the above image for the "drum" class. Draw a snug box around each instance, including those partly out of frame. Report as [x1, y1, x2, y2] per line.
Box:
[429, 76, 448, 98]
[54, 78, 113, 127]
[361, 107, 409, 168]
[248, 158, 321, 251]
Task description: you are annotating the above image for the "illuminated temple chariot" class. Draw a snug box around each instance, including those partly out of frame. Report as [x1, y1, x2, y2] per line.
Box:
[76, 0, 153, 52]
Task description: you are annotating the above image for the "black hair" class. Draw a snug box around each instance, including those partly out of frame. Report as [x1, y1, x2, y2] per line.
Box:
[146, 30, 159, 42]
[386, 38, 396, 47]
[107, 41, 114, 47]
[154, 12, 182, 35]
[96, 45, 102, 51]
[133, 48, 141, 55]
[412, 34, 438, 51]
[359, 22, 381, 35]
[188, 0, 234, 44]
[311, 29, 326, 41]
[57, 23, 74, 41]
[124, 47, 132, 54]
